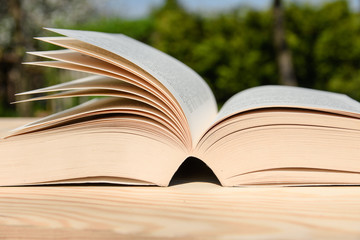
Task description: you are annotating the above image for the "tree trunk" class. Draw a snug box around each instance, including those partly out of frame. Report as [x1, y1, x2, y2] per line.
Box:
[8, 0, 32, 116]
[273, 0, 297, 86]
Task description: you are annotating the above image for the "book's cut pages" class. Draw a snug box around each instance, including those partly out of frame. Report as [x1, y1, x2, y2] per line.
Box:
[196, 86, 360, 186]
[1, 28, 360, 186]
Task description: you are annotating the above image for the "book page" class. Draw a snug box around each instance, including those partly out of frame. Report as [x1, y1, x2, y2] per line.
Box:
[8, 97, 185, 144]
[16, 75, 183, 133]
[45, 28, 218, 144]
[216, 85, 360, 122]
[27, 49, 147, 85]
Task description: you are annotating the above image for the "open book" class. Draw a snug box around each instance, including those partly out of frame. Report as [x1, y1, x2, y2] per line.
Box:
[1, 28, 360, 186]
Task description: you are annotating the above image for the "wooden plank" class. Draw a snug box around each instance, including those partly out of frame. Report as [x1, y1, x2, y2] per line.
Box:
[1, 118, 360, 239]
[0, 184, 360, 239]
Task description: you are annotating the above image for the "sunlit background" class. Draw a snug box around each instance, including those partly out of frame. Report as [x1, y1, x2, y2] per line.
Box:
[1, 0, 359, 116]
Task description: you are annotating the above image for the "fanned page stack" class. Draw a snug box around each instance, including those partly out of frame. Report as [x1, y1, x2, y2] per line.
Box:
[1, 28, 360, 187]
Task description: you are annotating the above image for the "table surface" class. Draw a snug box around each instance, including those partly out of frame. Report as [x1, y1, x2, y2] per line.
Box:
[0, 118, 360, 240]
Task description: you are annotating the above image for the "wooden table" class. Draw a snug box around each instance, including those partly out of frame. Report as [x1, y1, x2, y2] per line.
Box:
[0, 118, 360, 239]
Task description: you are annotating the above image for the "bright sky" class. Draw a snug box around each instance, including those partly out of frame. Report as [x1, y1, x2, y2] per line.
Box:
[91, 0, 359, 18]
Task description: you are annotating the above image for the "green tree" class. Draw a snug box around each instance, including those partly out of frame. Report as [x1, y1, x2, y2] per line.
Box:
[191, 10, 278, 105]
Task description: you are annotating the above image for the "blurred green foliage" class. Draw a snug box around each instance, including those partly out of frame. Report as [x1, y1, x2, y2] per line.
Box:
[1, 0, 360, 116]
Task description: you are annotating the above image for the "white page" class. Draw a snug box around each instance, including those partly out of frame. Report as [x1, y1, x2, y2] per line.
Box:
[216, 85, 360, 122]
[45, 28, 218, 144]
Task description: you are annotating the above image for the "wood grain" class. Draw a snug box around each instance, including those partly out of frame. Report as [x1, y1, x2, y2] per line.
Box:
[1, 184, 360, 239]
[1, 118, 360, 239]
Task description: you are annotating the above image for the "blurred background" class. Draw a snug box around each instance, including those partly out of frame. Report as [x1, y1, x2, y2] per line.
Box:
[1, 0, 360, 117]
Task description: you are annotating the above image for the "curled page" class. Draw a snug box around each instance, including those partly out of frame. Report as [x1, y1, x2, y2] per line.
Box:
[216, 85, 360, 122]
[45, 28, 218, 145]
